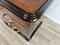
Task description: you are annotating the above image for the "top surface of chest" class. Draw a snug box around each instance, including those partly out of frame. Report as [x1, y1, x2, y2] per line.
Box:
[7, 0, 47, 13]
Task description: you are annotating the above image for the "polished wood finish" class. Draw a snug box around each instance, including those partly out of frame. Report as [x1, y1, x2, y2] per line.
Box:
[0, 8, 42, 40]
[8, 0, 47, 13]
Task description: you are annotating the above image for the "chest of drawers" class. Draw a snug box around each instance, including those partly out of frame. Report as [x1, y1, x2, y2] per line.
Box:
[0, 0, 48, 41]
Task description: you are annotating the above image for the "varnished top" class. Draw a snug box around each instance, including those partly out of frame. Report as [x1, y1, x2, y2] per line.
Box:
[8, 0, 47, 13]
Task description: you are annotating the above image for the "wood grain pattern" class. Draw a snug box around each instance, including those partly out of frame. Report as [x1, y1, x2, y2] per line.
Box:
[0, 8, 42, 38]
[7, 0, 47, 13]
[0, 15, 60, 45]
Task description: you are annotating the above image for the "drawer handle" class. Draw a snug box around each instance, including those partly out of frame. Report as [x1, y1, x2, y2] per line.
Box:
[0, 4, 4, 10]
[1, 13, 20, 32]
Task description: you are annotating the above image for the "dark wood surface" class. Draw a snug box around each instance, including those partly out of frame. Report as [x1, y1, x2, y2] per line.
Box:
[8, 0, 47, 13]
[0, 8, 42, 40]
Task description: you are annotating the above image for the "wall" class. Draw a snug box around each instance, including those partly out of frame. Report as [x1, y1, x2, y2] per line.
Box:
[44, 0, 60, 24]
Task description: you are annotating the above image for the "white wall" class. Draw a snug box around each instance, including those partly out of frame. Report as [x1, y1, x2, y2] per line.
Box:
[44, 0, 60, 24]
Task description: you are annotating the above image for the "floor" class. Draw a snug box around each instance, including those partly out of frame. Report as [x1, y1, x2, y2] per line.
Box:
[0, 15, 60, 45]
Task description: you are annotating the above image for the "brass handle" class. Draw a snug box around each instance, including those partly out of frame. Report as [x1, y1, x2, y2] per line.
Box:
[0, 5, 4, 10]
[0, 5, 18, 32]
[1, 12, 19, 32]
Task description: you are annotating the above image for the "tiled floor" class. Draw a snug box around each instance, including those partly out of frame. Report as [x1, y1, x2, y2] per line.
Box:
[0, 15, 60, 45]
